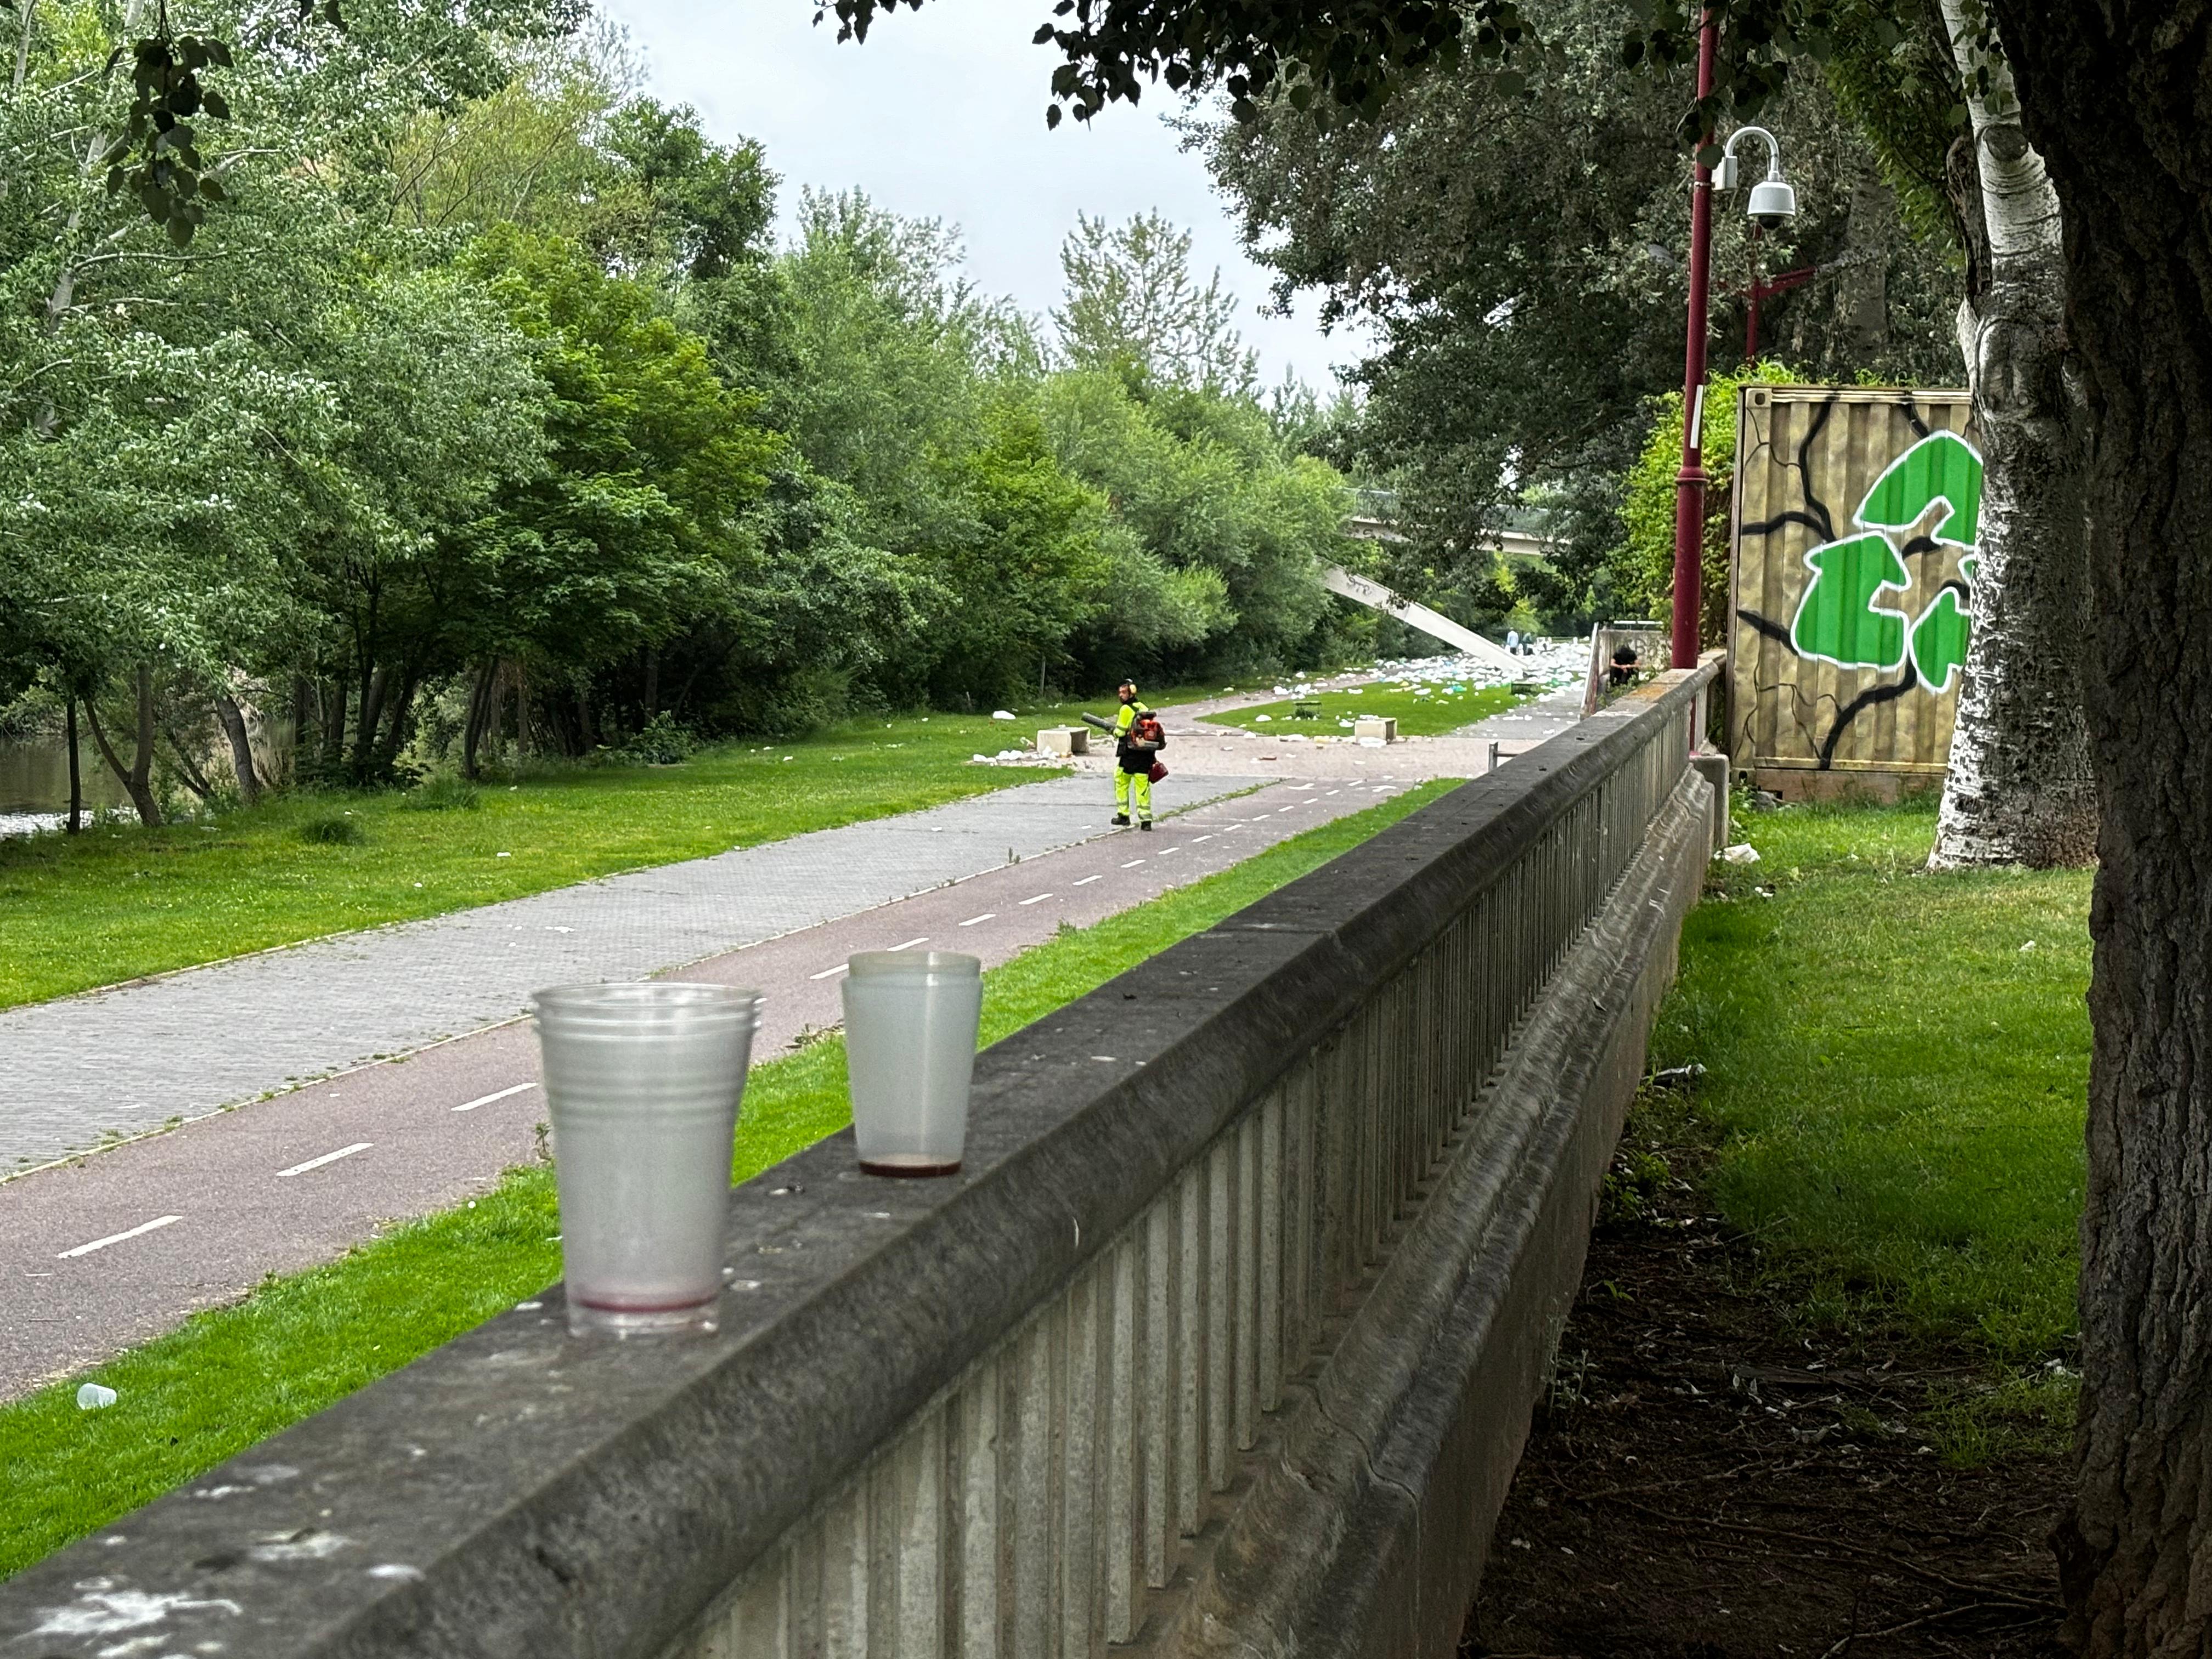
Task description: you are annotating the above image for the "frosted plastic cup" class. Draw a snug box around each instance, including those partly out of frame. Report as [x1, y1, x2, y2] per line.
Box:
[532, 983, 763, 1336]
[841, 951, 983, 1177]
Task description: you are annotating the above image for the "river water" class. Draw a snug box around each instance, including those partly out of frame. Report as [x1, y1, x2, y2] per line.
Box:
[0, 736, 131, 821]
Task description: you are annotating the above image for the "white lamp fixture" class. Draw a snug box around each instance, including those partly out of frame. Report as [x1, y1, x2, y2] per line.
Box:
[1717, 126, 1797, 229]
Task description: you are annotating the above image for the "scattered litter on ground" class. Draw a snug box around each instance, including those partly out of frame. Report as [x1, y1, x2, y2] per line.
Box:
[1650, 1063, 1706, 1090]
[1721, 843, 1761, 864]
[991, 710, 1015, 720]
[76, 1384, 117, 1410]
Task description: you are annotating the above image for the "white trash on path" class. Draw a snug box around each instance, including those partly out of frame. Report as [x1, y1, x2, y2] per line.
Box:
[1720, 843, 1761, 865]
[77, 1383, 117, 1409]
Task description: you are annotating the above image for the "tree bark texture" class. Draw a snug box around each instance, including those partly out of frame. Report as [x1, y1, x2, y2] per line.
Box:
[160, 720, 213, 802]
[64, 692, 81, 833]
[1928, 0, 2098, 870]
[1987, 1, 2212, 1651]
[81, 665, 162, 826]
[321, 676, 347, 765]
[462, 660, 498, 779]
[353, 663, 389, 775]
[1833, 169, 1893, 360]
[213, 690, 259, 805]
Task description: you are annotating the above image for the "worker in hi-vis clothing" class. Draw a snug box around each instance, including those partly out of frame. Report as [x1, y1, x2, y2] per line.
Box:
[1083, 679, 1161, 829]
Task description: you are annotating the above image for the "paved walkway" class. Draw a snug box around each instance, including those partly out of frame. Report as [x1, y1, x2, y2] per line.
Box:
[1130, 680, 1587, 781]
[0, 773, 1242, 1175]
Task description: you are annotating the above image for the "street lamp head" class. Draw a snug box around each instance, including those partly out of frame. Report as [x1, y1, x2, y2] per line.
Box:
[1719, 126, 1796, 230]
[1748, 177, 1797, 230]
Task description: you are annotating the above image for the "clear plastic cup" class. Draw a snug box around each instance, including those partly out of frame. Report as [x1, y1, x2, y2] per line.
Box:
[841, 951, 983, 1177]
[533, 983, 763, 1336]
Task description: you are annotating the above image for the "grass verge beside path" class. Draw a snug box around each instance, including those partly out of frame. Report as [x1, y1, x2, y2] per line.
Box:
[0, 691, 1211, 1012]
[0, 778, 1454, 1579]
[1650, 793, 2091, 1454]
[1201, 681, 1524, 737]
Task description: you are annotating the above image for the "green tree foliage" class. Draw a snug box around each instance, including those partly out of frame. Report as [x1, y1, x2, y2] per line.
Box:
[1053, 211, 1258, 395]
[1616, 359, 1799, 637]
[0, 0, 1365, 812]
[1040, 370, 1351, 680]
[1204, 0, 1964, 632]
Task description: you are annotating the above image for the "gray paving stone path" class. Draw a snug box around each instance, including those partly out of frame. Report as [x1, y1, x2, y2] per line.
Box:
[0, 772, 1244, 1174]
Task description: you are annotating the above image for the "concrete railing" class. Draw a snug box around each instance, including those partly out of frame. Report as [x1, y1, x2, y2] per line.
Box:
[0, 665, 1720, 1659]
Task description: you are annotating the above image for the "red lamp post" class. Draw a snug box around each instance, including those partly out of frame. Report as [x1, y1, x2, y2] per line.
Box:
[1668, 12, 1720, 671]
[1669, 38, 1797, 669]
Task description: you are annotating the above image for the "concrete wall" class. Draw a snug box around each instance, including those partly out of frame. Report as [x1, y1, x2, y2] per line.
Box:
[0, 667, 1719, 1659]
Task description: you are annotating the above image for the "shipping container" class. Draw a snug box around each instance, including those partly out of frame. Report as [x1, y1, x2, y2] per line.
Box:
[1726, 383, 1978, 799]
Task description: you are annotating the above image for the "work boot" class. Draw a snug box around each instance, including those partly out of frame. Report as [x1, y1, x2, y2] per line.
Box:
[1110, 813, 1131, 827]
[1139, 819, 1154, 831]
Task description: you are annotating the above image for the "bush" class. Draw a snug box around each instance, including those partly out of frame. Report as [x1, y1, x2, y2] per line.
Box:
[296, 814, 366, 845]
[613, 712, 697, 766]
[401, 775, 481, 812]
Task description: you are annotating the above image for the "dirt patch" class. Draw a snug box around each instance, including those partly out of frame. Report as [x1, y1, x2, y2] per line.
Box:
[1463, 1094, 2068, 1659]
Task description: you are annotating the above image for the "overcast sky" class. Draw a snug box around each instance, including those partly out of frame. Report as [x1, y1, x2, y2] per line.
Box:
[593, 0, 1370, 392]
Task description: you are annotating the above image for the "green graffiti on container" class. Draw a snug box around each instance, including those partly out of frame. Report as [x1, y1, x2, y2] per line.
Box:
[1909, 556, 1979, 693]
[1856, 430, 1983, 547]
[1790, 532, 1910, 670]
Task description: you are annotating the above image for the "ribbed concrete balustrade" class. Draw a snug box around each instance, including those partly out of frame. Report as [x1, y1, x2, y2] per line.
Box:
[0, 663, 1721, 1659]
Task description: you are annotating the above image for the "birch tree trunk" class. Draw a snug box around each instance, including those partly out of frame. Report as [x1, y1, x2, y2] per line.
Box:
[1926, 0, 2097, 870]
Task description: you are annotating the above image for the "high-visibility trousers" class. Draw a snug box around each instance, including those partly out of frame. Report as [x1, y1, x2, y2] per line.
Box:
[1114, 765, 1153, 821]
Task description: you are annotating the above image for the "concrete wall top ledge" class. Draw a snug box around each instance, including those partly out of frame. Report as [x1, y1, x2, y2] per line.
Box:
[0, 668, 1717, 1659]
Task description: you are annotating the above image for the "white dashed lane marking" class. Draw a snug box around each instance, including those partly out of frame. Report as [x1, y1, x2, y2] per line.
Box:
[1018, 893, 1054, 906]
[453, 1082, 535, 1113]
[889, 937, 929, 951]
[958, 914, 995, 927]
[1073, 875, 1102, 887]
[1121, 859, 1146, 868]
[808, 963, 850, 981]
[58, 1215, 182, 1260]
[276, 1143, 373, 1179]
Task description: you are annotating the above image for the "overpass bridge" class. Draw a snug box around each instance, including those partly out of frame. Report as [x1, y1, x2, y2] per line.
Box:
[0, 664, 1723, 1659]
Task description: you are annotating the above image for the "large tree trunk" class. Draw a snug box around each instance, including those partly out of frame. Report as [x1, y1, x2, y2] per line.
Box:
[1987, 1, 2212, 1651]
[1926, 0, 2097, 870]
[81, 665, 162, 826]
[374, 667, 421, 769]
[353, 663, 388, 775]
[213, 689, 260, 805]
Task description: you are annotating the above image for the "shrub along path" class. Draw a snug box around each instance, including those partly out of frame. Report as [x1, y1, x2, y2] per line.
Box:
[1466, 795, 2088, 1657]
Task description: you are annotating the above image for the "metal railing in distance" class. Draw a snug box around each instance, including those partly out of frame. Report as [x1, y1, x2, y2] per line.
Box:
[0, 665, 1722, 1659]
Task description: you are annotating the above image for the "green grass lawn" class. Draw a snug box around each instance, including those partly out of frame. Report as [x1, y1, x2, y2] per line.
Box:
[0, 778, 1454, 1579]
[0, 693, 1222, 1012]
[1201, 681, 1526, 738]
[1655, 794, 2091, 1375]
